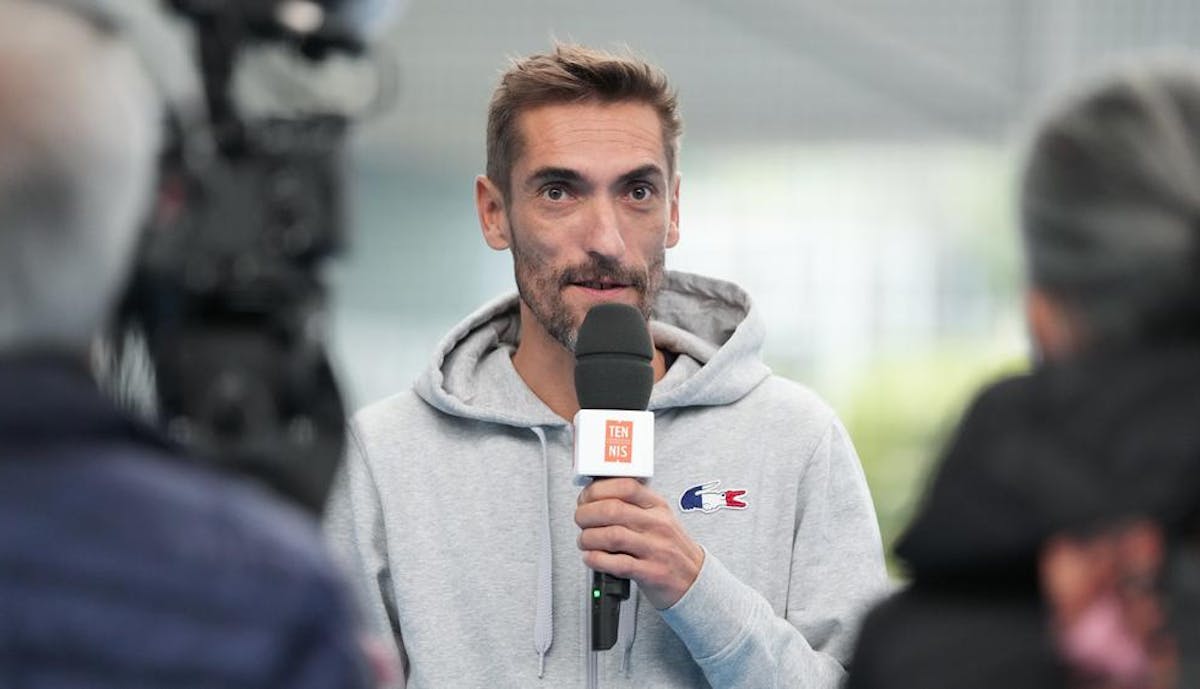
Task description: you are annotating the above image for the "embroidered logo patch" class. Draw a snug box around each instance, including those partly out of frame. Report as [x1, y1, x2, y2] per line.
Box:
[680, 481, 748, 513]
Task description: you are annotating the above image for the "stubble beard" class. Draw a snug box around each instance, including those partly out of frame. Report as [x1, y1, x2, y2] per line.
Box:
[509, 220, 666, 353]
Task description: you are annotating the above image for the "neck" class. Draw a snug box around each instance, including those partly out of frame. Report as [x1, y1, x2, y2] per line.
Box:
[511, 300, 668, 421]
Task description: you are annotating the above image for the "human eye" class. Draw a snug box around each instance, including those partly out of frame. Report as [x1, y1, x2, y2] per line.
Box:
[540, 184, 572, 202]
[626, 183, 656, 202]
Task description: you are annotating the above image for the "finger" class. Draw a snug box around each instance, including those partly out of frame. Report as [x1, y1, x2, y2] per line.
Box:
[574, 498, 662, 531]
[578, 478, 663, 509]
[578, 477, 641, 505]
[577, 524, 653, 558]
[582, 550, 644, 580]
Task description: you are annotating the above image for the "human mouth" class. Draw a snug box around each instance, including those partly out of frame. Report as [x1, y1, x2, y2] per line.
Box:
[566, 278, 636, 301]
[572, 279, 629, 291]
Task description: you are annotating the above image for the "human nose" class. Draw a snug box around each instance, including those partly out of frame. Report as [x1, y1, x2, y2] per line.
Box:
[581, 197, 626, 260]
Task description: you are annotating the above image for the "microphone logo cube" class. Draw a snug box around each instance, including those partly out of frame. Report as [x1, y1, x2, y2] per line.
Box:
[573, 409, 653, 478]
[604, 420, 634, 463]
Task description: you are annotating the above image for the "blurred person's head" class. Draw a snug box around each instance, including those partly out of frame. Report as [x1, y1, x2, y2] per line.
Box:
[0, 0, 160, 357]
[475, 43, 681, 351]
[1021, 56, 1200, 361]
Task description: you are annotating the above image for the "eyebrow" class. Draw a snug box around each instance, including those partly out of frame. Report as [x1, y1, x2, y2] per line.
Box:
[524, 167, 589, 191]
[522, 163, 667, 193]
[614, 164, 666, 189]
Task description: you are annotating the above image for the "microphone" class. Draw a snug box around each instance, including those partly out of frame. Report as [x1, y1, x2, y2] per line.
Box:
[573, 303, 654, 652]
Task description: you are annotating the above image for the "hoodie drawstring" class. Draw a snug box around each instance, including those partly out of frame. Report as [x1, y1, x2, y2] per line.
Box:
[530, 426, 553, 678]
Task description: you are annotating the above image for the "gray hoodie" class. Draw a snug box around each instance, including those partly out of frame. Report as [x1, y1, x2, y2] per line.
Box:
[325, 271, 888, 689]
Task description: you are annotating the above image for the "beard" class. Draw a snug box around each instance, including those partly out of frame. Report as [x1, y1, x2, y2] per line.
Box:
[509, 221, 666, 352]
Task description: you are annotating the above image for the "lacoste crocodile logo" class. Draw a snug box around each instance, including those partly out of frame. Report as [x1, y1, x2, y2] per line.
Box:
[680, 481, 748, 513]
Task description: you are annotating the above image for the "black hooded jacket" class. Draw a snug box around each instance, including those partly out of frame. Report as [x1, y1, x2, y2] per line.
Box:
[848, 342, 1200, 689]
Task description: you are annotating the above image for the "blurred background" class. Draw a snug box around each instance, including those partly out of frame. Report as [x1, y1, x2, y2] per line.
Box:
[327, 0, 1200, 573]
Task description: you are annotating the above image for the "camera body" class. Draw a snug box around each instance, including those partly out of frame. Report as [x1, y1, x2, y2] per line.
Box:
[120, 0, 365, 514]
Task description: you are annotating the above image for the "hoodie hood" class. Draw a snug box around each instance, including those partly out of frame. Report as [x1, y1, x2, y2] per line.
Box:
[413, 270, 772, 424]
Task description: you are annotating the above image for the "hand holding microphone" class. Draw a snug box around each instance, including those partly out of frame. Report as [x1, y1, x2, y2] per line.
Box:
[576, 477, 705, 611]
[572, 303, 704, 651]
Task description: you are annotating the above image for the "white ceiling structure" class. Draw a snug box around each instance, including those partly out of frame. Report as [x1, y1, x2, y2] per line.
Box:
[356, 0, 1200, 168]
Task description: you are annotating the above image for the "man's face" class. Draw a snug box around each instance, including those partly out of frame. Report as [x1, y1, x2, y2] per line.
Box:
[481, 101, 680, 351]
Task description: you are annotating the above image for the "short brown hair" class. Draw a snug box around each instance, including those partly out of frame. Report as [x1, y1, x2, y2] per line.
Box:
[486, 43, 682, 198]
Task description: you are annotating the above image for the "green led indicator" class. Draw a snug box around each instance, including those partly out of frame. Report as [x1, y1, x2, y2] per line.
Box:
[593, 589, 601, 599]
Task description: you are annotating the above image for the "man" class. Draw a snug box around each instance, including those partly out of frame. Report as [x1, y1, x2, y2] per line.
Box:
[325, 43, 888, 688]
[847, 58, 1200, 689]
[0, 2, 370, 686]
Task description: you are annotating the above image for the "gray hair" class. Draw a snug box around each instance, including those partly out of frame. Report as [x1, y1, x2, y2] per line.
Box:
[0, 0, 161, 354]
[1022, 55, 1200, 346]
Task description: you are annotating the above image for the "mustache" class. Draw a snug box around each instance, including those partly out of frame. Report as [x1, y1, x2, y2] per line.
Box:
[557, 258, 648, 290]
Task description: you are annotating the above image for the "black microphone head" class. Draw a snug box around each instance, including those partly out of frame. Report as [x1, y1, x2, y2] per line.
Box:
[574, 303, 654, 411]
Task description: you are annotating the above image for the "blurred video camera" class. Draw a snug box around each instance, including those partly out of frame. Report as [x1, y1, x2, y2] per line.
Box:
[118, 0, 395, 515]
